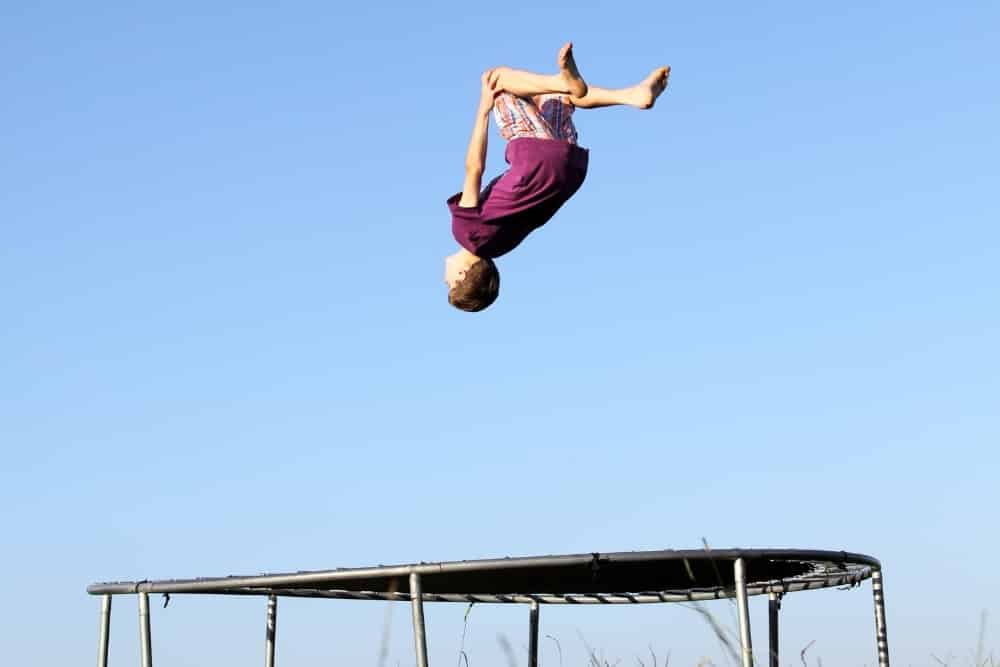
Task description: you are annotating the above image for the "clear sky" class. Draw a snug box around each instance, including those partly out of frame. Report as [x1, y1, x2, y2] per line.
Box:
[2, 1, 998, 665]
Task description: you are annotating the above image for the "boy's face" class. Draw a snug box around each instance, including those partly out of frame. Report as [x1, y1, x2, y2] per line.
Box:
[443, 251, 469, 289]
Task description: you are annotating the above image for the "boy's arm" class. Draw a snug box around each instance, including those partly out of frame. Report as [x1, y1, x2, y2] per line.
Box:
[458, 112, 490, 207]
[458, 69, 501, 208]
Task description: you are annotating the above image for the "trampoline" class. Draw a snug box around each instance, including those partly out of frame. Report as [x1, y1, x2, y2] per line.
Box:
[87, 547, 890, 667]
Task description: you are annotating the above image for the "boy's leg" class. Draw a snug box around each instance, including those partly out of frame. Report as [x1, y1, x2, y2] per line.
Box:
[493, 42, 588, 99]
[569, 66, 671, 110]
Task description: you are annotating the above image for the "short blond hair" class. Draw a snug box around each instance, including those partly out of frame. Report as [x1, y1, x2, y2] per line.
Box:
[448, 258, 500, 312]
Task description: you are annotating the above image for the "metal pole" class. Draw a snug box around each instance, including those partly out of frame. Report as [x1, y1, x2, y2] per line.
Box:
[97, 595, 112, 667]
[872, 569, 890, 666]
[528, 600, 540, 667]
[767, 593, 780, 667]
[410, 572, 429, 667]
[138, 592, 153, 667]
[265, 594, 277, 667]
[733, 558, 753, 667]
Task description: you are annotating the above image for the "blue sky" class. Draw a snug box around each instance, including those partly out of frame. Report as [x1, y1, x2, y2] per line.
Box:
[2, 0, 998, 664]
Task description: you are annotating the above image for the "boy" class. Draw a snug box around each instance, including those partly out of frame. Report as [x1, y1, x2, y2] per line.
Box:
[444, 42, 670, 311]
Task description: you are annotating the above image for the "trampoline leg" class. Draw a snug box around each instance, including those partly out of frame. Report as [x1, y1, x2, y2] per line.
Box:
[265, 594, 277, 667]
[734, 558, 753, 667]
[872, 569, 890, 667]
[528, 600, 540, 667]
[410, 573, 430, 667]
[767, 593, 780, 667]
[97, 594, 111, 667]
[138, 592, 153, 667]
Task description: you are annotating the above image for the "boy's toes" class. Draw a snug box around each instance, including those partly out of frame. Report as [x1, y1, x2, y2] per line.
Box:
[558, 42, 588, 98]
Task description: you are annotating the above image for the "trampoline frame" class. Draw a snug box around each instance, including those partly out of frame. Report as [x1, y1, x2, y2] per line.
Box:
[87, 548, 889, 667]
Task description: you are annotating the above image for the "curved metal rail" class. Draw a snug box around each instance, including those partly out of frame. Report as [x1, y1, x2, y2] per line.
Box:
[86, 548, 889, 667]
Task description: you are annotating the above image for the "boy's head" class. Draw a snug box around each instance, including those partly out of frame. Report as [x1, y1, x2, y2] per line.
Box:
[444, 249, 499, 312]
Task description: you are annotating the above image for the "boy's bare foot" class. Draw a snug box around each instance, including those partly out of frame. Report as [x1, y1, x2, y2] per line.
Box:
[630, 66, 671, 109]
[557, 42, 588, 98]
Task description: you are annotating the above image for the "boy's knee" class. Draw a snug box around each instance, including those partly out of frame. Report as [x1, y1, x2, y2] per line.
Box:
[490, 66, 515, 89]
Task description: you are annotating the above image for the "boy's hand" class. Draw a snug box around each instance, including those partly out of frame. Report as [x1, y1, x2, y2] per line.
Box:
[478, 68, 502, 115]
